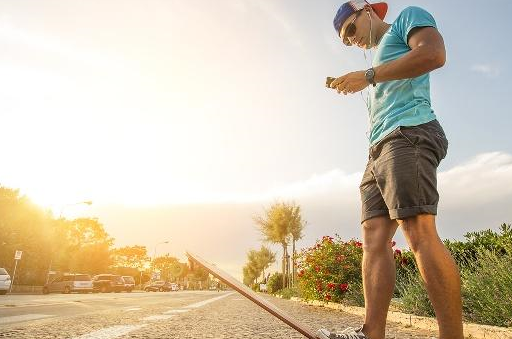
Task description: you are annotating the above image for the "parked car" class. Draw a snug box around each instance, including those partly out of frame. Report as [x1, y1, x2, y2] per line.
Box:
[43, 274, 93, 294]
[0, 268, 11, 295]
[168, 282, 179, 291]
[92, 274, 125, 293]
[121, 276, 135, 292]
[144, 280, 169, 292]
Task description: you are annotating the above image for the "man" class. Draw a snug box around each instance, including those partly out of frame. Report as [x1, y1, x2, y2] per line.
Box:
[317, 1, 464, 339]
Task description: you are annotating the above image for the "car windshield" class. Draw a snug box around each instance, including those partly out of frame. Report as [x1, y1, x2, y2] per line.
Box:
[123, 276, 135, 283]
[74, 274, 91, 281]
[0, 268, 8, 275]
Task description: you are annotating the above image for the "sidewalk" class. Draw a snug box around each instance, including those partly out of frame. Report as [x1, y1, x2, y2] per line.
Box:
[280, 295, 512, 339]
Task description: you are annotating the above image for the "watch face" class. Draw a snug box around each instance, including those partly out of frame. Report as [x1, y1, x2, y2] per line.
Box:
[365, 69, 375, 77]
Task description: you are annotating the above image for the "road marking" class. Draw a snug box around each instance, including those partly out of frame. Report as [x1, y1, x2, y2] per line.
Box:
[142, 314, 175, 321]
[163, 309, 189, 314]
[124, 307, 142, 311]
[0, 313, 54, 324]
[71, 324, 147, 339]
[184, 292, 234, 309]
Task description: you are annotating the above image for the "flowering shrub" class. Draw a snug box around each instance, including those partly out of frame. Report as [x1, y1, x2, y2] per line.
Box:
[296, 235, 363, 303]
[297, 235, 411, 305]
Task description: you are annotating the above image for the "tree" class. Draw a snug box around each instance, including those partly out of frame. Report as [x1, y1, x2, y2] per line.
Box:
[253, 200, 306, 288]
[288, 204, 306, 286]
[255, 246, 276, 283]
[152, 255, 180, 281]
[111, 245, 150, 270]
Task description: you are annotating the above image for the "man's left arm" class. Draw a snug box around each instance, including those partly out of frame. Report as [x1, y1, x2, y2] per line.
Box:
[373, 26, 446, 83]
[331, 27, 446, 94]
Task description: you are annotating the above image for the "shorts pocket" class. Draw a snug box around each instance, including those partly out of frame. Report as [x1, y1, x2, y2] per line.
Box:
[397, 126, 419, 147]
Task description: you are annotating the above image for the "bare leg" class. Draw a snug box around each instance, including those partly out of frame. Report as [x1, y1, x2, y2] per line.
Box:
[400, 214, 464, 339]
[359, 216, 399, 339]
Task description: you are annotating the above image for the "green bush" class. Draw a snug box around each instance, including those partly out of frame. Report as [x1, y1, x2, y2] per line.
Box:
[251, 283, 260, 292]
[396, 262, 435, 317]
[267, 272, 283, 294]
[276, 287, 300, 299]
[460, 249, 512, 327]
[444, 223, 512, 270]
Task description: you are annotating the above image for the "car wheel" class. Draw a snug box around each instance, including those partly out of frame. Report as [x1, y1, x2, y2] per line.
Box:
[159, 287, 164, 292]
[42, 287, 49, 295]
[64, 286, 71, 294]
[0, 291, 7, 295]
[100, 286, 108, 293]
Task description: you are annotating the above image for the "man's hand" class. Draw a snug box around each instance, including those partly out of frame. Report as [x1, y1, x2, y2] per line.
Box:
[330, 71, 368, 95]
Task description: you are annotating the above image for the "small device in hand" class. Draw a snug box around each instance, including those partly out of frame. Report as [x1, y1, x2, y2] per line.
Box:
[326, 77, 336, 88]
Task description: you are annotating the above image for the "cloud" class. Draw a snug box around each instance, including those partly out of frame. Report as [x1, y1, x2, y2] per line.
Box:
[439, 152, 512, 207]
[470, 64, 501, 77]
[258, 151, 512, 213]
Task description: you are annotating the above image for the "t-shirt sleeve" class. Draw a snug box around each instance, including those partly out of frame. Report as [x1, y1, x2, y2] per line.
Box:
[393, 6, 437, 45]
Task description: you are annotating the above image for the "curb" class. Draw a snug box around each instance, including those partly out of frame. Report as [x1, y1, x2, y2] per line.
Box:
[283, 296, 512, 339]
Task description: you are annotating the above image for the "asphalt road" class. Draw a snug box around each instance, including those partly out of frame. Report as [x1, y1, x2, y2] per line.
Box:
[0, 291, 439, 338]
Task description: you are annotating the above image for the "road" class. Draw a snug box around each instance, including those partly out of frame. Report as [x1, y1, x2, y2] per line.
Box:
[0, 291, 438, 338]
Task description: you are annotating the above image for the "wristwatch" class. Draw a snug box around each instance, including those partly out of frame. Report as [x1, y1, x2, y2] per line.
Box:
[365, 68, 376, 87]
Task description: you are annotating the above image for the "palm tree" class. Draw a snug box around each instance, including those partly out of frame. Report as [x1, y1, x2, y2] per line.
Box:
[253, 201, 290, 288]
[253, 201, 305, 288]
[256, 245, 276, 283]
[288, 203, 306, 286]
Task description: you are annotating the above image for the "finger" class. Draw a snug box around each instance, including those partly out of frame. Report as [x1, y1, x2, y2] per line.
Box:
[331, 76, 346, 88]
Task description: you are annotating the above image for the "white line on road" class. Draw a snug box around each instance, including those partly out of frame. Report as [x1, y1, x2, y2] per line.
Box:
[124, 307, 142, 311]
[71, 324, 148, 339]
[142, 314, 175, 321]
[163, 309, 190, 314]
[0, 313, 54, 324]
[183, 292, 234, 309]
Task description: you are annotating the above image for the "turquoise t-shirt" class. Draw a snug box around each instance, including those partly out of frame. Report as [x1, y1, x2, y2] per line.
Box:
[368, 6, 438, 146]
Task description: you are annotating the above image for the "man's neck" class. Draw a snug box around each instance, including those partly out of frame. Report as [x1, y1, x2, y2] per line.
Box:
[372, 22, 391, 48]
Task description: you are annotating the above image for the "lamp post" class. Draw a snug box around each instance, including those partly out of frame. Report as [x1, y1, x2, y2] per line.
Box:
[151, 240, 169, 281]
[47, 200, 93, 284]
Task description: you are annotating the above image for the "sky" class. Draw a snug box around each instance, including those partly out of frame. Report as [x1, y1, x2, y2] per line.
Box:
[1, 1, 511, 278]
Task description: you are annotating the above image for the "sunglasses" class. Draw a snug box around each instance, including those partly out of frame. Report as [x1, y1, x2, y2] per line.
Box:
[341, 11, 362, 46]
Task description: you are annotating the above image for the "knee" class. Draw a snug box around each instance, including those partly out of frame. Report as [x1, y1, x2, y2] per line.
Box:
[362, 219, 396, 253]
[400, 215, 440, 252]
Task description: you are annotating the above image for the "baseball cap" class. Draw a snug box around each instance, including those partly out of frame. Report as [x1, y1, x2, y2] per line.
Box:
[333, 0, 388, 37]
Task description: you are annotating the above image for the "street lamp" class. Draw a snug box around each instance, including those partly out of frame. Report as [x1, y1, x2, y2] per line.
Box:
[153, 240, 170, 260]
[151, 240, 169, 282]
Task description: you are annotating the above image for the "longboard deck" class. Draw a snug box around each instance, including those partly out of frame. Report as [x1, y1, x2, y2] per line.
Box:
[186, 251, 318, 339]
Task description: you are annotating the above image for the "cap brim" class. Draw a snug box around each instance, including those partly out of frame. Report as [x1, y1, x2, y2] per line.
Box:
[371, 2, 388, 20]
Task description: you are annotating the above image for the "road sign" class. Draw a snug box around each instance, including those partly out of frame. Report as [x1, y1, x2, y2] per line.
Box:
[14, 250, 22, 260]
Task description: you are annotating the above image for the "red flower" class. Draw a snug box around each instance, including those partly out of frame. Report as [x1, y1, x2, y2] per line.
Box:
[336, 255, 345, 262]
[339, 283, 349, 292]
[315, 266, 320, 272]
[394, 249, 402, 256]
[325, 294, 332, 301]
[327, 282, 336, 290]
[400, 258, 408, 265]
[298, 269, 304, 277]
[355, 241, 363, 248]
[391, 240, 396, 247]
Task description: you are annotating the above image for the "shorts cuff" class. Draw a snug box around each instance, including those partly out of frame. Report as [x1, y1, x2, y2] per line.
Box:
[389, 205, 437, 220]
[361, 209, 390, 224]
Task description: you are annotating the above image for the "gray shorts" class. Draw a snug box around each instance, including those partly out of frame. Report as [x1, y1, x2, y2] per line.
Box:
[360, 119, 449, 223]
